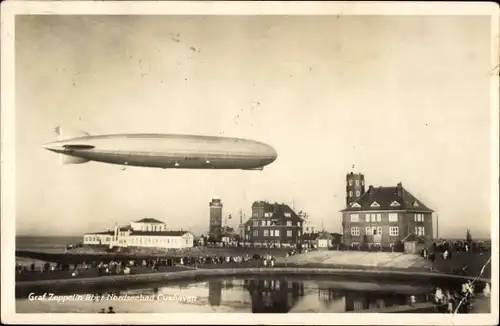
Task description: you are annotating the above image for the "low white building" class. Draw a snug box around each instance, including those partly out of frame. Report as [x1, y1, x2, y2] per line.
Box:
[83, 218, 194, 249]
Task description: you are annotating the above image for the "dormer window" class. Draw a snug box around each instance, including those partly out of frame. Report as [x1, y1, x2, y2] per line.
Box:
[390, 201, 400, 207]
[370, 201, 380, 208]
[412, 201, 419, 207]
[351, 202, 361, 208]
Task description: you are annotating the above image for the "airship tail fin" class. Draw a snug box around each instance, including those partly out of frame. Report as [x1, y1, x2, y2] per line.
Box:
[60, 155, 90, 165]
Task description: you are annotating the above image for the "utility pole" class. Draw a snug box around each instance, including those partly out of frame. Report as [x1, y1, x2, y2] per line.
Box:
[239, 209, 244, 239]
[436, 214, 439, 240]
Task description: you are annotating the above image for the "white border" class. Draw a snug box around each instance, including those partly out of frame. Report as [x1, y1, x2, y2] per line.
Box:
[1, 1, 499, 325]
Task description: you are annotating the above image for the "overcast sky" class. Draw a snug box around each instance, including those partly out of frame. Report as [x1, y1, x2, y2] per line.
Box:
[15, 15, 493, 238]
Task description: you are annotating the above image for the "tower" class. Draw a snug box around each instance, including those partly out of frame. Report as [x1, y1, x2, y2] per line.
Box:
[209, 196, 223, 240]
[237, 209, 245, 240]
[346, 172, 365, 206]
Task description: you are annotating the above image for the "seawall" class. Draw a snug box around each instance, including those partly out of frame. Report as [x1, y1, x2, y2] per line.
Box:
[16, 267, 490, 299]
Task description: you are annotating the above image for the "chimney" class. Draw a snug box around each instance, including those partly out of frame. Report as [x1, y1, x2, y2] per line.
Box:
[368, 185, 374, 192]
[397, 182, 403, 197]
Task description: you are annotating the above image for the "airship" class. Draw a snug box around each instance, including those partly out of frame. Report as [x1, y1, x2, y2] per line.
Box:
[42, 128, 277, 170]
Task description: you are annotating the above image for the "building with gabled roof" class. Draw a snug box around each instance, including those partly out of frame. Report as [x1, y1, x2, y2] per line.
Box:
[341, 172, 434, 247]
[244, 201, 304, 247]
[83, 218, 194, 249]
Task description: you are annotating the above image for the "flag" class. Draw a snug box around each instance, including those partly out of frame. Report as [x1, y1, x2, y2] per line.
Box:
[228, 214, 232, 220]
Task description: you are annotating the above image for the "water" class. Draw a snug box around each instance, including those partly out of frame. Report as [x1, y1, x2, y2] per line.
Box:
[16, 236, 81, 252]
[16, 277, 438, 313]
[16, 236, 81, 267]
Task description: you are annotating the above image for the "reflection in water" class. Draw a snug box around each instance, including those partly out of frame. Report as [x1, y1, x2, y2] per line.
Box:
[208, 281, 222, 306]
[16, 277, 465, 314]
[243, 279, 304, 313]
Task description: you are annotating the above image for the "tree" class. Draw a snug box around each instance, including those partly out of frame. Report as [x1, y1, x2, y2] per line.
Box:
[466, 229, 472, 243]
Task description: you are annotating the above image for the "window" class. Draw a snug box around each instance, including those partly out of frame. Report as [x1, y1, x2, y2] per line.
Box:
[361, 180, 364, 186]
[349, 180, 353, 186]
[349, 191, 353, 197]
[351, 202, 361, 208]
[351, 227, 360, 236]
[365, 214, 370, 222]
[261, 220, 266, 227]
[366, 227, 373, 235]
[388, 213, 398, 222]
[355, 190, 360, 196]
[264, 230, 269, 236]
[413, 201, 419, 207]
[389, 227, 399, 236]
[298, 231, 301, 236]
[355, 180, 359, 186]
[264, 212, 273, 217]
[247, 225, 250, 231]
[286, 221, 292, 226]
[284, 212, 291, 217]
[275, 230, 280, 237]
[376, 214, 382, 222]
[253, 212, 258, 217]
[253, 221, 258, 227]
[253, 230, 258, 237]
[298, 222, 301, 227]
[287, 230, 293, 237]
[390, 201, 400, 207]
[376, 227, 383, 235]
[415, 226, 425, 236]
[370, 201, 380, 208]
[414, 214, 424, 222]
[266, 220, 271, 226]
[371, 214, 376, 222]
[350, 214, 359, 222]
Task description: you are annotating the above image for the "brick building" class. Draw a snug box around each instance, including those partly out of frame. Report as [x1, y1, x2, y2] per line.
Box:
[341, 172, 434, 247]
[244, 201, 304, 247]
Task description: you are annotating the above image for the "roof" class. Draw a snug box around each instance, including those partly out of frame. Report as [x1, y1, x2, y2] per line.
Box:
[119, 225, 133, 231]
[341, 184, 433, 212]
[301, 233, 320, 241]
[129, 230, 191, 236]
[85, 231, 114, 236]
[248, 201, 304, 221]
[316, 233, 334, 240]
[134, 218, 165, 224]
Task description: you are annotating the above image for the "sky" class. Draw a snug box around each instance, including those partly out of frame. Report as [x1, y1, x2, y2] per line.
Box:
[14, 15, 494, 238]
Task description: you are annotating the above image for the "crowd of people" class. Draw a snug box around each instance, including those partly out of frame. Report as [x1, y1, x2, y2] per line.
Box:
[16, 249, 311, 279]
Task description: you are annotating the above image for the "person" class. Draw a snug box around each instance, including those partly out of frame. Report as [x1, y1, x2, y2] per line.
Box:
[447, 299, 454, 313]
[434, 287, 443, 304]
[108, 306, 115, 313]
[483, 283, 491, 297]
[410, 295, 416, 306]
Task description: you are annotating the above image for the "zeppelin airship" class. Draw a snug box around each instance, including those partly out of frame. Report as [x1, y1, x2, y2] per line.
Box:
[42, 129, 277, 170]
